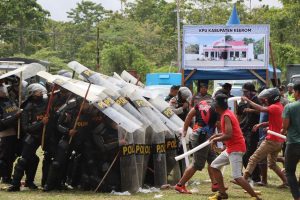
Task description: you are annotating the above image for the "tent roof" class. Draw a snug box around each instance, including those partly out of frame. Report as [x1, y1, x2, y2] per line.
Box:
[227, 4, 241, 25]
[184, 65, 281, 84]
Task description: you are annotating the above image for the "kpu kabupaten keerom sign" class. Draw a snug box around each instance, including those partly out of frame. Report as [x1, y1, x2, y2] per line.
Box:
[183, 25, 270, 70]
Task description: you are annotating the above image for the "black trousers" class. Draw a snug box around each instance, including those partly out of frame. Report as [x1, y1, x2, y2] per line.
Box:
[11, 134, 40, 186]
[0, 135, 17, 180]
[285, 143, 300, 199]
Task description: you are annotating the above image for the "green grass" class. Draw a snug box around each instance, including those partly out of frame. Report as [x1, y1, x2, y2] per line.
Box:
[0, 148, 295, 200]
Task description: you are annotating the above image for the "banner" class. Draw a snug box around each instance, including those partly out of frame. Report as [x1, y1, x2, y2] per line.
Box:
[183, 25, 270, 70]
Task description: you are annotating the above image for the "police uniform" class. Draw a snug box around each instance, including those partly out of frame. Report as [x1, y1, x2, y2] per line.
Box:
[8, 95, 47, 191]
[44, 99, 96, 191]
[92, 120, 120, 192]
[41, 91, 70, 187]
[0, 96, 19, 183]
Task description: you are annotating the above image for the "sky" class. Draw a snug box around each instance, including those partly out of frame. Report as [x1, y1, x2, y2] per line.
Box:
[37, 0, 282, 22]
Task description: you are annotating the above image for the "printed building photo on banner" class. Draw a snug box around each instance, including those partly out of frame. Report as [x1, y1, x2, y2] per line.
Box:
[183, 25, 270, 70]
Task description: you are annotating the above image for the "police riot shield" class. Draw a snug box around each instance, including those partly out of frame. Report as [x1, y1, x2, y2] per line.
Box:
[120, 87, 168, 187]
[48, 77, 142, 134]
[67, 63, 150, 187]
[118, 126, 139, 193]
[149, 96, 193, 140]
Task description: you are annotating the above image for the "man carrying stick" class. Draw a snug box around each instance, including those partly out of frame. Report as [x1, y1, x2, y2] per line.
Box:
[281, 82, 300, 200]
[175, 99, 219, 194]
[209, 94, 261, 200]
[242, 88, 288, 188]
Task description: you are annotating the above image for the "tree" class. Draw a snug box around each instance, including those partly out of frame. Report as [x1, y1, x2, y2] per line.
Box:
[101, 43, 151, 80]
[225, 35, 234, 42]
[0, 0, 50, 54]
[67, 1, 109, 28]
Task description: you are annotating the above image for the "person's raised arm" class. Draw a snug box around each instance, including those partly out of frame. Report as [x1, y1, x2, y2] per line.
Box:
[242, 96, 268, 112]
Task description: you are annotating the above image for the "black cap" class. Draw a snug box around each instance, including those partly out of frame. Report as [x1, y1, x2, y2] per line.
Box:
[242, 82, 256, 92]
[212, 94, 228, 109]
[221, 83, 232, 89]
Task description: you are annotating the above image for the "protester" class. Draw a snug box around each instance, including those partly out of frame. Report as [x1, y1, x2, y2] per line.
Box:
[286, 83, 295, 103]
[214, 83, 233, 98]
[237, 82, 261, 183]
[256, 88, 269, 186]
[165, 85, 180, 102]
[279, 85, 289, 106]
[191, 82, 211, 106]
[242, 88, 288, 188]
[281, 81, 300, 200]
[170, 87, 192, 121]
[208, 94, 261, 200]
[175, 99, 218, 194]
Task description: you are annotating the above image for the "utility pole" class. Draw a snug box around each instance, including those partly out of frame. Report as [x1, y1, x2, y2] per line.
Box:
[96, 26, 100, 71]
[176, 0, 181, 72]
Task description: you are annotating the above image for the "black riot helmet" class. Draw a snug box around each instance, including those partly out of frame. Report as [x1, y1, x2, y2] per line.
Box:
[259, 88, 280, 105]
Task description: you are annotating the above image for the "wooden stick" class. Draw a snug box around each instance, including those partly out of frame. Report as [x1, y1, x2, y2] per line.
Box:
[269, 42, 278, 86]
[41, 84, 56, 149]
[17, 71, 23, 139]
[68, 83, 92, 144]
[94, 151, 120, 192]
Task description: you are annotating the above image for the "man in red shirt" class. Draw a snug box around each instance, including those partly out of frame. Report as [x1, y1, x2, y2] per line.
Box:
[242, 88, 288, 187]
[209, 94, 261, 200]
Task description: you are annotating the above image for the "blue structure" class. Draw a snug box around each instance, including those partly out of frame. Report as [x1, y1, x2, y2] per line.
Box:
[184, 65, 281, 85]
[146, 73, 181, 86]
[227, 4, 241, 25]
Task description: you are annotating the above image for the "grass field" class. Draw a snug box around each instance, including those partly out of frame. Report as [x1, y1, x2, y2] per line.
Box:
[0, 148, 295, 200]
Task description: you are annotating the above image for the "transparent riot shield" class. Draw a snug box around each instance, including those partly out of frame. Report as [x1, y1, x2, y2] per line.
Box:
[121, 88, 168, 187]
[118, 126, 139, 193]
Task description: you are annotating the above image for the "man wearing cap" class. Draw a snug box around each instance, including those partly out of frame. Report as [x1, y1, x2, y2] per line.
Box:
[214, 83, 233, 98]
[191, 83, 212, 107]
[209, 94, 261, 200]
[286, 83, 295, 103]
[237, 82, 261, 183]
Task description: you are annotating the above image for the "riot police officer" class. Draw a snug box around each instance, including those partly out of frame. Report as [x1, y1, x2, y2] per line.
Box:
[0, 81, 21, 184]
[43, 98, 96, 191]
[42, 85, 71, 187]
[7, 83, 48, 192]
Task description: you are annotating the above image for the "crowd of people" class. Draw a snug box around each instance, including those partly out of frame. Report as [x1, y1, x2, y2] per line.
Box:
[167, 81, 300, 200]
[0, 75, 135, 193]
[0, 71, 300, 200]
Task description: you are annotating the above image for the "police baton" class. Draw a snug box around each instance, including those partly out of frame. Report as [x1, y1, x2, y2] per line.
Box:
[68, 82, 92, 144]
[41, 84, 57, 149]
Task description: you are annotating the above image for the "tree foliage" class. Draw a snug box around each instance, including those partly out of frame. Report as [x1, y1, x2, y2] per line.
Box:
[0, 0, 299, 81]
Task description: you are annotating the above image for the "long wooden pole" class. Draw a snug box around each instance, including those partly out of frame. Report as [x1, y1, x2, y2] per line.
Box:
[17, 71, 23, 139]
[269, 42, 278, 86]
[94, 151, 120, 192]
[68, 83, 92, 144]
[41, 84, 56, 149]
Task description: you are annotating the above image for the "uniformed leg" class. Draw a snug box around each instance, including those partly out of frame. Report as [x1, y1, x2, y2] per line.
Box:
[24, 154, 39, 189]
[8, 135, 40, 192]
[43, 139, 69, 192]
